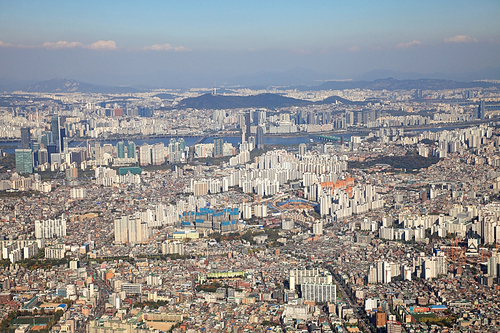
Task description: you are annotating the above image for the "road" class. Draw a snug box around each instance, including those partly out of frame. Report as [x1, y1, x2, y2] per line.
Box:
[76, 264, 113, 333]
[325, 265, 373, 333]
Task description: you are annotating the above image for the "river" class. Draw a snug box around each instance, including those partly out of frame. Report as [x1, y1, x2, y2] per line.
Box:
[0, 125, 470, 154]
[1, 134, 356, 154]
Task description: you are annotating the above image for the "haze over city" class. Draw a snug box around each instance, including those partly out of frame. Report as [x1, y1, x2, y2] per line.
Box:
[2, 1, 500, 333]
[0, 0, 500, 87]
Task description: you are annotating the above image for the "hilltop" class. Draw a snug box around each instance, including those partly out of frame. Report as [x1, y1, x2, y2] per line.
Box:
[25, 78, 138, 94]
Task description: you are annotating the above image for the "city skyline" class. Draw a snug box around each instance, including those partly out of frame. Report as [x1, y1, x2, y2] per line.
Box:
[0, 1, 499, 87]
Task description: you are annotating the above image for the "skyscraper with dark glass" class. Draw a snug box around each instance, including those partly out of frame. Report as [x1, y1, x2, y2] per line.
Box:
[256, 126, 264, 150]
[51, 116, 60, 152]
[244, 112, 251, 142]
[21, 127, 31, 149]
[214, 138, 223, 157]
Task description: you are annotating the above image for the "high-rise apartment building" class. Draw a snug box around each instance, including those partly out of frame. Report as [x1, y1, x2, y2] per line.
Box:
[298, 143, 307, 156]
[35, 218, 67, 239]
[139, 144, 151, 166]
[127, 141, 136, 159]
[151, 143, 165, 165]
[117, 141, 125, 158]
[114, 215, 149, 245]
[301, 283, 336, 303]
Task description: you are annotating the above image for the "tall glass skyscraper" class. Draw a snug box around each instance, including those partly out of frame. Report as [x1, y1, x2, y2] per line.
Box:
[256, 126, 264, 150]
[21, 127, 31, 149]
[214, 138, 223, 157]
[51, 116, 60, 152]
[244, 112, 251, 142]
[15, 149, 33, 174]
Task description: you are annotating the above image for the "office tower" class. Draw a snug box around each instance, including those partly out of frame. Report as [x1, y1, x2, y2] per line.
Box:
[38, 149, 48, 165]
[214, 138, 223, 157]
[244, 112, 251, 142]
[60, 127, 66, 153]
[15, 149, 33, 174]
[256, 126, 264, 150]
[127, 141, 136, 159]
[478, 100, 486, 119]
[20, 127, 31, 149]
[140, 107, 153, 117]
[474, 100, 486, 120]
[117, 142, 125, 158]
[51, 116, 60, 152]
[40, 131, 51, 148]
[62, 136, 69, 154]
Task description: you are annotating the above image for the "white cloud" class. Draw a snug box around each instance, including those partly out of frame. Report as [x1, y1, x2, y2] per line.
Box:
[86, 40, 117, 50]
[396, 40, 421, 49]
[0, 40, 190, 52]
[0, 40, 117, 50]
[444, 35, 477, 43]
[141, 43, 189, 51]
[291, 48, 312, 55]
[42, 41, 84, 49]
[0, 41, 14, 48]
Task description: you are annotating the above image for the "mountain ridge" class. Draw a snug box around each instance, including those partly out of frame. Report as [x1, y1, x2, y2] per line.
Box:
[25, 78, 139, 94]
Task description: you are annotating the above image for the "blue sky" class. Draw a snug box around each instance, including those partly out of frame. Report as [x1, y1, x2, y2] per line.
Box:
[0, 0, 499, 87]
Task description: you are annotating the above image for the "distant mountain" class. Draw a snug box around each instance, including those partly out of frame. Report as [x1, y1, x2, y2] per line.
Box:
[176, 92, 373, 109]
[354, 69, 430, 81]
[316, 95, 373, 106]
[25, 78, 139, 94]
[177, 93, 312, 109]
[153, 93, 178, 100]
[356, 67, 500, 81]
[308, 78, 500, 91]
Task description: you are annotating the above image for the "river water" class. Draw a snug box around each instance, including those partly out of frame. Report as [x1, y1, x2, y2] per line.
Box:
[0, 125, 464, 154]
